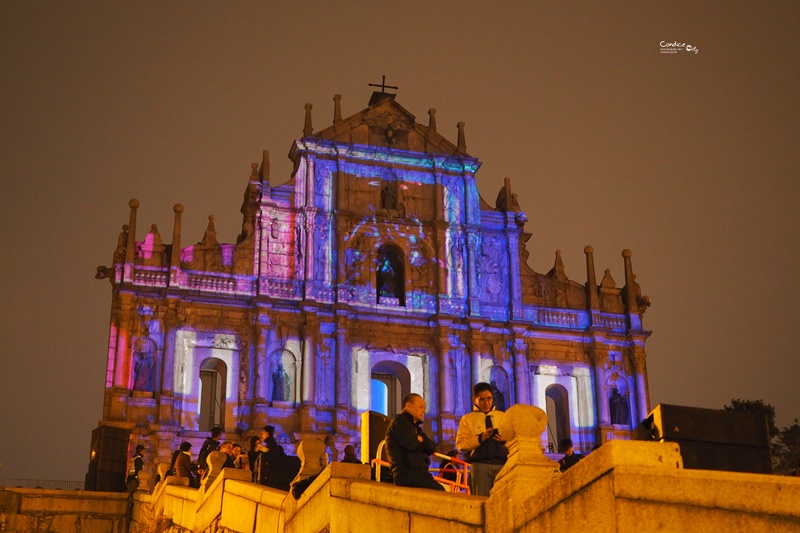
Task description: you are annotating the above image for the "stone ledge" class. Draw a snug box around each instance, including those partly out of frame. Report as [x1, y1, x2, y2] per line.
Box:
[508, 440, 684, 520]
[333, 479, 484, 526]
[613, 466, 800, 518]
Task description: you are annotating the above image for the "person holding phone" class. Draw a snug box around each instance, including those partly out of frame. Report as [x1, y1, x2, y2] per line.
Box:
[456, 382, 509, 496]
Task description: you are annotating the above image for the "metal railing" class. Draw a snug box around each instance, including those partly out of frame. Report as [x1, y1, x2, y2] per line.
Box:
[0, 478, 85, 491]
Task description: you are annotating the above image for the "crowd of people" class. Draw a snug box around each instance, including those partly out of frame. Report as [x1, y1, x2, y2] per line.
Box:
[126, 381, 588, 499]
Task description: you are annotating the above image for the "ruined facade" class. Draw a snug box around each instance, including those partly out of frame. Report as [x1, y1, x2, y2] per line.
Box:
[95, 91, 651, 481]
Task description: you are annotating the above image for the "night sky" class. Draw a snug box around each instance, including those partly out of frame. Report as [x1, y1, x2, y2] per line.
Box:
[1, 2, 797, 482]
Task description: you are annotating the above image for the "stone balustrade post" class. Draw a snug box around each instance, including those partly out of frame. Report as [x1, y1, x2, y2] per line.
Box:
[486, 404, 560, 533]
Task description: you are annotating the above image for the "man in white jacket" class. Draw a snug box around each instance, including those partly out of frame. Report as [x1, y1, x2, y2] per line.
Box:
[456, 382, 509, 496]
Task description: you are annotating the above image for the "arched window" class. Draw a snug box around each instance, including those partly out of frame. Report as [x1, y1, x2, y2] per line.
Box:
[376, 244, 405, 306]
[199, 358, 227, 431]
[545, 384, 571, 453]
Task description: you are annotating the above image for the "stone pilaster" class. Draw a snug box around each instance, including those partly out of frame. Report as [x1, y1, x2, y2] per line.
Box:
[334, 313, 351, 434]
[632, 349, 650, 421]
[593, 347, 611, 427]
[512, 338, 529, 405]
[300, 313, 318, 406]
[466, 228, 481, 316]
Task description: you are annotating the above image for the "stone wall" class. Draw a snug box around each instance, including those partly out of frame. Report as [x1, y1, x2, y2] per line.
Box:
[10, 405, 800, 532]
[124, 405, 800, 533]
[0, 487, 127, 533]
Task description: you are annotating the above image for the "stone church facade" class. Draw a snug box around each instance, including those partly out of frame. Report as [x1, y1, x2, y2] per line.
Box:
[95, 91, 651, 478]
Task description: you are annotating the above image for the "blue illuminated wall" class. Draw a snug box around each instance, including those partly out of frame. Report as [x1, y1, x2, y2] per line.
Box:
[97, 93, 652, 477]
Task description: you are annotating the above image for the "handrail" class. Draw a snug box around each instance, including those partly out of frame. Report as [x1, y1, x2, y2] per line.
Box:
[370, 442, 471, 494]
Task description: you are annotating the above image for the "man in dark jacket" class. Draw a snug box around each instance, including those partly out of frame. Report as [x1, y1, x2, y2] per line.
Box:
[385, 393, 444, 491]
[197, 427, 222, 479]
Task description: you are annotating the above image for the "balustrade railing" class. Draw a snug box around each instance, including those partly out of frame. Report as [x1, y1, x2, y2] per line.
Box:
[1, 478, 85, 491]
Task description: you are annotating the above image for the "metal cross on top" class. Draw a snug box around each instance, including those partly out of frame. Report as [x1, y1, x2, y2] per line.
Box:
[368, 75, 399, 93]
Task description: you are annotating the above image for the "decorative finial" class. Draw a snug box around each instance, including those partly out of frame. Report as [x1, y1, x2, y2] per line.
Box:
[547, 249, 568, 282]
[622, 249, 638, 315]
[456, 121, 466, 153]
[428, 108, 437, 133]
[200, 214, 218, 247]
[125, 199, 139, 264]
[303, 103, 313, 137]
[584, 245, 599, 310]
[333, 94, 342, 124]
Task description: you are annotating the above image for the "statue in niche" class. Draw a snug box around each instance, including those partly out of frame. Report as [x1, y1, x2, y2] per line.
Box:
[295, 225, 304, 258]
[377, 257, 397, 297]
[480, 239, 504, 299]
[132, 337, 157, 392]
[609, 388, 629, 425]
[271, 363, 292, 402]
[490, 380, 506, 412]
[315, 237, 330, 281]
[447, 233, 464, 271]
[381, 184, 397, 210]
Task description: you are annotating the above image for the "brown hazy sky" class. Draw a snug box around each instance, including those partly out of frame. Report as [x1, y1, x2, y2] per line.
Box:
[1, 2, 798, 482]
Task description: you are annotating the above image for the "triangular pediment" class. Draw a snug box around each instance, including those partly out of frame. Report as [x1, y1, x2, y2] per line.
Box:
[310, 95, 467, 156]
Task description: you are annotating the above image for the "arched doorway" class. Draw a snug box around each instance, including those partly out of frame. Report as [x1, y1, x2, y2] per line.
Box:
[199, 358, 227, 431]
[545, 384, 570, 453]
[371, 360, 411, 416]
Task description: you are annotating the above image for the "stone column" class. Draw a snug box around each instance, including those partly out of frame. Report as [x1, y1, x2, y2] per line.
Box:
[528, 351, 538, 409]
[507, 226, 523, 320]
[334, 313, 350, 434]
[512, 340, 529, 405]
[335, 218, 348, 288]
[254, 321, 269, 401]
[466, 229, 481, 316]
[470, 341, 483, 386]
[633, 351, 650, 421]
[594, 348, 611, 427]
[251, 316, 269, 429]
[434, 221, 448, 300]
[301, 314, 317, 405]
[113, 307, 133, 389]
[110, 306, 133, 421]
[438, 334, 453, 414]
